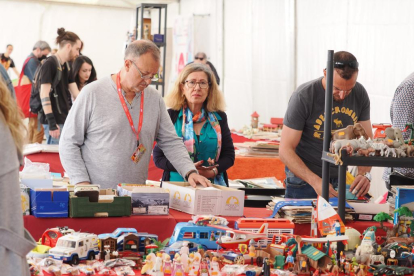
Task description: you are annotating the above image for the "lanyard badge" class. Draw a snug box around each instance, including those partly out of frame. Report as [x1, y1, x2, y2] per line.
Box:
[116, 72, 146, 163]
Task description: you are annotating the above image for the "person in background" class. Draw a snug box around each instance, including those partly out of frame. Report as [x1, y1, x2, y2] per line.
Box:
[71, 56, 97, 92]
[1, 44, 20, 78]
[51, 48, 58, 55]
[39, 27, 81, 144]
[279, 51, 373, 199]
[190, 52, 220, 85]
[59, 40, 211, 189]
[23, 41, 51, 144]
[383, 72, 414, 188]
[24, 41, 51, 83]
[153, 63, 235, 186]
[0, 63, 15, 98]
[0, 80, 36, 275]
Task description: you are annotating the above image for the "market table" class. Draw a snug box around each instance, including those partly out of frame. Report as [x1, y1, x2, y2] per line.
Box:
[25, 207, 389, 242]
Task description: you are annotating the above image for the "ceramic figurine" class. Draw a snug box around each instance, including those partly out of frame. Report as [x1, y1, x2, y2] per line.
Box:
[209, 257, 221, 276]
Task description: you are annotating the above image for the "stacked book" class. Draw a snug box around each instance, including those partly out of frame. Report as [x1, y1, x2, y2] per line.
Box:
[235, 141, 279, 157]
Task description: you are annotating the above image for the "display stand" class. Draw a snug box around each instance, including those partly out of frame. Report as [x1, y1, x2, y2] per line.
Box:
[320, 50, 414, 253]
[135, 3, 167, 96]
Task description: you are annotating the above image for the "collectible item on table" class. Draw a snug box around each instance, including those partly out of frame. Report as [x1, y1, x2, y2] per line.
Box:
[164, 255, 173, 274]
[162, 182, 245, 216]
[251, 112, 259, 129]
[192, 215, 229, 226]
[74, 184, 100, 202]
[210, 223, 268, 250]
[141, 253, 155, 274]
[49, 232, 100, 264]
[153, 252, 164, 276]
[117, 184, 170, 215]
[173, 256, 185, 276]
[114, 265, 135, 276]
[234, 218, 294, 243]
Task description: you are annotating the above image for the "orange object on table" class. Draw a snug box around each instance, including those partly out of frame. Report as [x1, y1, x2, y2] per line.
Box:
[226, 156, 286, 181]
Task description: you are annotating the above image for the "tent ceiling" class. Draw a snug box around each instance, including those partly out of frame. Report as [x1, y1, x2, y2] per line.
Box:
[11, 0, 178, 9]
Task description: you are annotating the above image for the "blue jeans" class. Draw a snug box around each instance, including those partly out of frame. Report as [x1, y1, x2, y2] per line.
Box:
[43, 124, 64, 145]
[284, 167, 338, 199]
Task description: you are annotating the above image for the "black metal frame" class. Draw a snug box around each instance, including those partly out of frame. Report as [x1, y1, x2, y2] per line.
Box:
[136, 3, 168, 96]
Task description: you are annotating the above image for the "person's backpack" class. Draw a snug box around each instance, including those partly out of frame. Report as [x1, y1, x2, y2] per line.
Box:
[29, 55, 62, 114]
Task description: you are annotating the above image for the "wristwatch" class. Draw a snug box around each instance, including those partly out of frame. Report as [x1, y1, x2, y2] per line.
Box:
[359, 172, 372, 182]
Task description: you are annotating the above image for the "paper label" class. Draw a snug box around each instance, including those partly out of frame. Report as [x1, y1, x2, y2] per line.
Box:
[133, 207, 147, 214]
[148, 205, 168, 215]
[358, 214, 373, 220]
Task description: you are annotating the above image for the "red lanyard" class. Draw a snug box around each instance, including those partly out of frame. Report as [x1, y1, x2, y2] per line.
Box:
[116, 72, 144, 144]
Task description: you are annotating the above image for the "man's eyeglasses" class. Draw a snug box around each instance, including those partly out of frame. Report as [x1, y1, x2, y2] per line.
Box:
[334, 60, 359, 69]
[129, 59, 159, 81]
[185, 80, 209, 89]
[194, 57, 205, 61]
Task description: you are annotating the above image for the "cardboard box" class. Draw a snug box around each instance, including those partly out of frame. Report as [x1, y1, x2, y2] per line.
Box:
[70, 189, 131, 218]
[161, 182, 245, 216]
[20, 184, 30, 216]
[117, 184, 169, 215]
[30, 188, 69, 218]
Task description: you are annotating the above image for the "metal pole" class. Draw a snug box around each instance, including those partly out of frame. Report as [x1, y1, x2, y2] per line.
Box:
[322, 50, 334, 201]
[337, 158, 346, 254]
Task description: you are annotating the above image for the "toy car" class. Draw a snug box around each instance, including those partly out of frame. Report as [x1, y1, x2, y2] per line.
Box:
[98, 228, 138, 239]
[49, 233, 100, 265]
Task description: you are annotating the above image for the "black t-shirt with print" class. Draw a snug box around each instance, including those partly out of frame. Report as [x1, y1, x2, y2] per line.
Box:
[283, 77, 370, 178]
[0, 53, 15, 69]
[39, 57, 74, 125]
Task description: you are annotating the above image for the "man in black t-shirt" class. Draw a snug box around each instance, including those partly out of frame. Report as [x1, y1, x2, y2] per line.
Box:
[1, 44, 20, 78]
[39, 28, 81, 144]
[279, 51, 373, 199]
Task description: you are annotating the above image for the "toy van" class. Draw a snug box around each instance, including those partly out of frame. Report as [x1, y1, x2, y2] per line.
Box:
[49, 232, 100, 265]
[234, 218, 294, 243]
[168, 222, 228, 250]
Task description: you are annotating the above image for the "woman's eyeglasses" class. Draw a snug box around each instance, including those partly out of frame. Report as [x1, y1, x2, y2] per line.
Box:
[185, 80, 209, 89]
[194, 57, 205, 61]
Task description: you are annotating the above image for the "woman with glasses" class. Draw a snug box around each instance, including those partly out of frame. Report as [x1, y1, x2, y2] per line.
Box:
[153, 63, 234, 186]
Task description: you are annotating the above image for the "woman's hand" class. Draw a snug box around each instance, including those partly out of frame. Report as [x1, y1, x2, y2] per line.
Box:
[194, 160, 217, 179]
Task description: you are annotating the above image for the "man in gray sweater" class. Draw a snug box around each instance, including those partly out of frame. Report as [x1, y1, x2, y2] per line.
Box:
[59, 40, 210, 189]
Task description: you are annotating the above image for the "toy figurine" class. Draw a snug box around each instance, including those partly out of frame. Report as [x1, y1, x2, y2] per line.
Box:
[199, 258, 209, 276]
[197, 245, 205, 257]
[210, 231, 216, 241]
[104, 244, 111, 261]
[142, 253, 156, 275]
[180, 241, 190, 272]
[189, 254, 201, 276]
[188, 253, 195, 273]
[248, 239, 256, 265]
[164, 255, 173, 275]
[209, 257, 221, 276]
[334, 220, 341, 236]
[285, 251, 295, 270]
[261, 258, 270, 276]
[172, 257, 184, 276]
[153, 253, 164, 276]
[339, 252, 346, 272]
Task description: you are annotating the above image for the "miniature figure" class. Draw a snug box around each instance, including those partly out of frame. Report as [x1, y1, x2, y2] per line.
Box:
[353, 264, 366, 276]
[164, 255, 173, 275]
[210, 231, 216, 241]
[325, 263, 339, 276]
[180, 241, 190, 272]
[334, 220, 341, 236]
[387, 250, 398, 265]
[339, 251, 346, 272]
[285, 251, 295, 270]
[153, 252, 164, 276]
[191, 254, 201, 276]
[188, 253, 195, 273]
[104, 244, 111, 261]
[197, 245, 205, 257]
[199, 258, 209, 276]
[209, 257, 221, 276]
[248, 239, 256, 265]
[172, 257, 185, 276]
[261, 258, 271, 276]
[141, 253, 156, 275]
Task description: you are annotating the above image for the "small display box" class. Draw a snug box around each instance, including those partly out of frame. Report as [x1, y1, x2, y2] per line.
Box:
[117, 184, 169, 215]
[30, 188, 69, 218]
[162, 182, 245, 216]
[70, 189, 131, 217]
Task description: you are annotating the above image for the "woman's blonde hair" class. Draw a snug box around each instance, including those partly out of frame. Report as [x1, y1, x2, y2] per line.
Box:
[0, 80, 25, 155]
[165, 63, 226, 112]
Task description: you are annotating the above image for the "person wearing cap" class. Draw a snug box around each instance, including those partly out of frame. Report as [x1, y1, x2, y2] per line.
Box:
[279, 51, 373, 199]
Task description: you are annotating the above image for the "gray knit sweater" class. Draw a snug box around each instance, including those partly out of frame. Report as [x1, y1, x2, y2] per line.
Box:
[59, 75, 195, 189]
